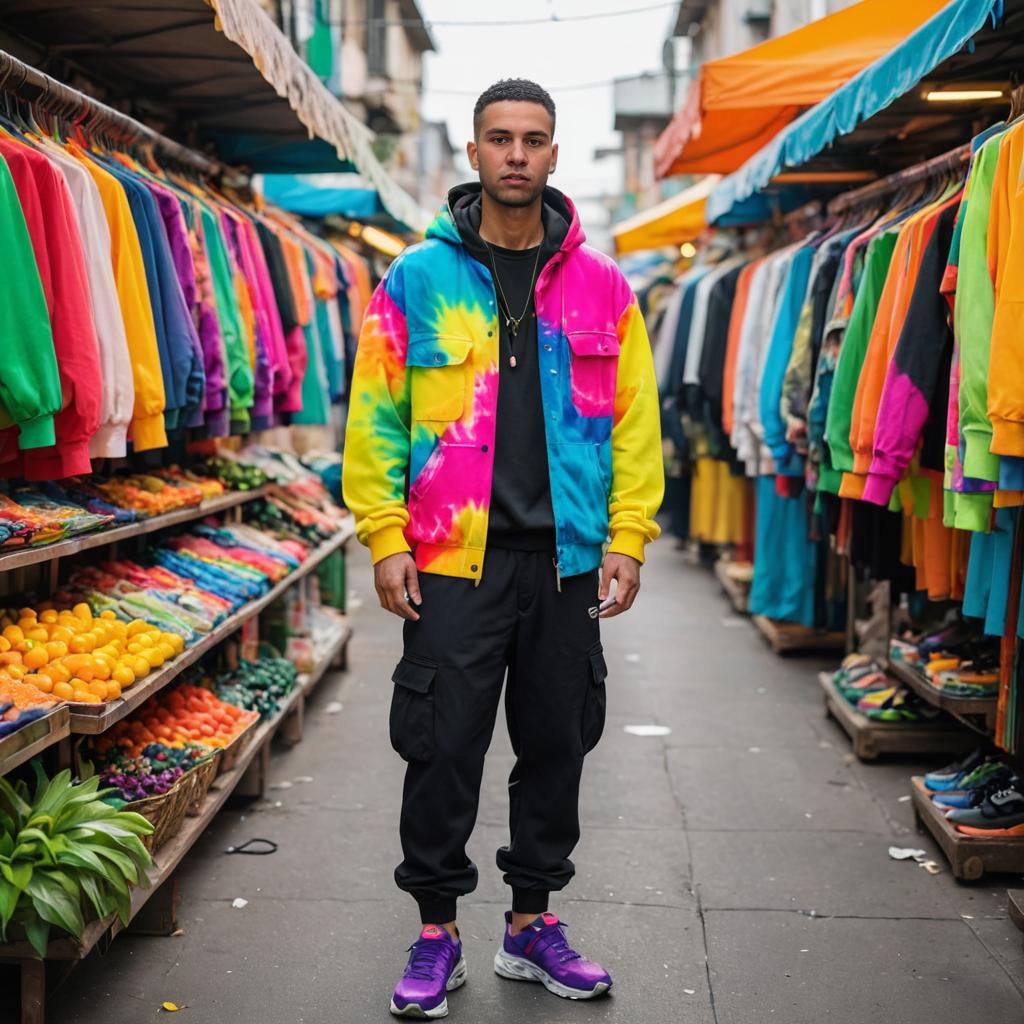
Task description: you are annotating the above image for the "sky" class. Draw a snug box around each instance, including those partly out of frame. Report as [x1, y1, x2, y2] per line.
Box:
[416, 0, 681, 245]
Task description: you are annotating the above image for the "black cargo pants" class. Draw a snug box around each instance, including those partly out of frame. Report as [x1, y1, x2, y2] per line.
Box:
[389, 548, 608, 924]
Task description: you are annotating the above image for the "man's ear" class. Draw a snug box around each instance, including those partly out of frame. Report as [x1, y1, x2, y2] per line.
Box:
[549, 141, 559, 174]
[467, 140, 479, 171]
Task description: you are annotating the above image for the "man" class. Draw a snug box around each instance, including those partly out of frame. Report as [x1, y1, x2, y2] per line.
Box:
[343, 78, 663, 1019]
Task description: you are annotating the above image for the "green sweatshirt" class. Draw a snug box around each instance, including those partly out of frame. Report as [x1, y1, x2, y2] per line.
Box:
[0, 152, 62, 448]
[821, 231, 897, 494]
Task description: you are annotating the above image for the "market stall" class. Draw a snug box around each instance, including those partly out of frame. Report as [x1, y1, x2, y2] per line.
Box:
[646, 0, 1024, 917]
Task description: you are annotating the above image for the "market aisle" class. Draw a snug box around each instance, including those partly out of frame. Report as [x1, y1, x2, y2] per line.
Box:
[37, 542, 1024, 1024]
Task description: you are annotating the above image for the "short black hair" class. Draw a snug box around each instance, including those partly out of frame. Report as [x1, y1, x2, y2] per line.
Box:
[473, 79, 556, 137]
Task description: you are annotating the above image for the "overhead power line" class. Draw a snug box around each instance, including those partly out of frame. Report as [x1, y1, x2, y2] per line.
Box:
[339, 2, 679, 29]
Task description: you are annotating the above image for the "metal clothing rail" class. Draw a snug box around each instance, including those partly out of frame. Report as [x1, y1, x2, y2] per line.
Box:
[827, 143, 970, 216]
[0, 48, 219, 174]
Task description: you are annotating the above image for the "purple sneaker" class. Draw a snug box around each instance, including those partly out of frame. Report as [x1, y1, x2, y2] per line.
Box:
[494, 912, 612, 1000]
[390, 924, 467, 1018]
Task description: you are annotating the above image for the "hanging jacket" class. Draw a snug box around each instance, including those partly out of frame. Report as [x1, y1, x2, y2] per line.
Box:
[342, 186, 663, 581]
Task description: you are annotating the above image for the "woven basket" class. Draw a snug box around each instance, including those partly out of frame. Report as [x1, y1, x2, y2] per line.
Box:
[124, 772, 194, 854]
[216, 711, 261, 777]
[184, 751, 222, 817]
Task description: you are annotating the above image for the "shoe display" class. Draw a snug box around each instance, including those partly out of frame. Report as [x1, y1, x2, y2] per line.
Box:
[494, 912, 612, 1000]
[930, 761, 1014, 810]
[390, 925, 467, 1019]
[924, 749, 988, 792]
[947, 781, 1024, 836]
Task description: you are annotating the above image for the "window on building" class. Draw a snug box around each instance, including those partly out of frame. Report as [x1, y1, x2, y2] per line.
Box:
[367, 0, 387, 76]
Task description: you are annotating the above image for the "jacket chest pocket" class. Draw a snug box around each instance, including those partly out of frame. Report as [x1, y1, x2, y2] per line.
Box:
[567, 331, 620, 418]
[408, 333, 473, 422]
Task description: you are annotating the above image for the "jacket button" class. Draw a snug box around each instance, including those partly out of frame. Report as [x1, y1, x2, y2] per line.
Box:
[470, 564, 479, 573]
[487, 331, 493, 337]
[481, 444, 488, 452]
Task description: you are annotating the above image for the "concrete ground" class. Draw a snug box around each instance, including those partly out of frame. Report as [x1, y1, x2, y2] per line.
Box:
[16, 541, 1024, 1023]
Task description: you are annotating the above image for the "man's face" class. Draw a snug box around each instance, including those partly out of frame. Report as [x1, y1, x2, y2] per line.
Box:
[468, 100, 558, 208]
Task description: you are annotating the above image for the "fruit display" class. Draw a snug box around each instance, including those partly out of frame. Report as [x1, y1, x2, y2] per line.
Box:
[0, 767, 153, 956]
[0, 604, 184, 706]
[94, 683, 258, 757]
[213, 657, 299, 720]
[88, 742, 212, 804]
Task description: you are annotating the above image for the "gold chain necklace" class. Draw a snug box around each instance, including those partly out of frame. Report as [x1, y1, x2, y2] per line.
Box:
[484, 240, 543, 369]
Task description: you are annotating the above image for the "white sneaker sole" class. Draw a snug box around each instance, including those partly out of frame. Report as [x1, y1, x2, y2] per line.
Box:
[389, 957, 467, 1018]
[493, 949, 611, 1000]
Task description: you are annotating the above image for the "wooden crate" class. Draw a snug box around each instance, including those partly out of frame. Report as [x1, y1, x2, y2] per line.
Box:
[714, 559, 751, 614]
[753, 615, 846, 655]
[820, 673, 974, 761]
[911, 776, 1024, 881]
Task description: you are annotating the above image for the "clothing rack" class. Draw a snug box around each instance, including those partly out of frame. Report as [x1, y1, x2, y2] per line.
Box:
[827, 143, 970, 216]
[0, 48, 219, 175]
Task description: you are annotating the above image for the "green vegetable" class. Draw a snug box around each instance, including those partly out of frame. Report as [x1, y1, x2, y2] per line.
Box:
[0, 766, 154, 956]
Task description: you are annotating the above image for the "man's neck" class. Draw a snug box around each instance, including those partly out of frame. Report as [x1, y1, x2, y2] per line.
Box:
[479, 190, 544, 251]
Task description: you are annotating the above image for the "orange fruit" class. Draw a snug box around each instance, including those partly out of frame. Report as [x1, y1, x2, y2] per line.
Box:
[132, 633, 154, 649]
[90, 659, 112, 681]
[73, 689, 100, 704]
[45, 641, 68, 660]
[156, 642, 176, 662]
[0, 636, 9, 654]
[26, 627, 48, 643]
[2, 625, 24, 644]
[23, 647, 48, 671]
[104, 681, 122, 700]
[112, 665, 135, 687]
[52, 681, 74, 701]
[18, 607, 36, 621]
[87, 679, 108, 700]
[68, 635, 93, 654]
[142, 647, 165, 669]
[128, 656, 150, 679]
[100, 609, 117, 621]
[25, 673, 53, 694]
[5, 664, 25, 680]
[160, 633, 185, 655]
[40, 609, 58, 625]
[72, 603, 93, 623]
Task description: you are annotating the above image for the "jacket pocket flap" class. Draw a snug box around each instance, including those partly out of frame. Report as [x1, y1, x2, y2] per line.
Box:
[567, 331, 620, 358]
[408, 334, 473, 368]
[588, 643, 608, 685]
[392, 655, 438, 693]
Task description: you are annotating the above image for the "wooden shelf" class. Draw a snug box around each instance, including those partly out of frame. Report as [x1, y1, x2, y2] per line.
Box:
[0, 706, 70, 777]
[911, 776, 1024, 881]
[68, 519, 354, 735]
[888, 660, 997, 735]
[819, 672, 973, 762]
[752, 615, 846, 655]
[1008, 890, 1024, 932]
[0, 677, 309, 962]
[0, 486, 271, 573]
[714, 559, 751, 614]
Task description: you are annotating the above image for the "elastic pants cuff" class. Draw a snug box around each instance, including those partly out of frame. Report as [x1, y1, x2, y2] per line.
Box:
[511, 888, 550, 915]
[416, 897, 457, 925]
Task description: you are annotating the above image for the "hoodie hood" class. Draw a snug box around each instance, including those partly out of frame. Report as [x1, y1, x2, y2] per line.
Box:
[426, 182, 585, 255]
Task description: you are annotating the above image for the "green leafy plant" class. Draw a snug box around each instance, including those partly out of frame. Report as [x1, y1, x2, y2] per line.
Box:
[0, 766, 154, 956]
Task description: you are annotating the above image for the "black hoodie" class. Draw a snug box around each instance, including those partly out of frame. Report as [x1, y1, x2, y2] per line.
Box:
[449, 183, 571, 550]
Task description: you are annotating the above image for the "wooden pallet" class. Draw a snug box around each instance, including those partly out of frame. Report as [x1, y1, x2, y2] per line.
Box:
[911, 776, 1024, 881]
[819, 672, 974, 761]
[714, 559, 751, 614]
[753, 615, 846, 655]
[888, 660, 997, 735]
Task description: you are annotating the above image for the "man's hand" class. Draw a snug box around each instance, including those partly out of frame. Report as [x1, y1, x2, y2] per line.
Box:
[598, 553, 641, 618]
[374, 552, 422, 621]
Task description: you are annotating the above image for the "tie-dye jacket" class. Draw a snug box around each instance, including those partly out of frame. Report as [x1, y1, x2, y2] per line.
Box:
[342, 189, 663, 582]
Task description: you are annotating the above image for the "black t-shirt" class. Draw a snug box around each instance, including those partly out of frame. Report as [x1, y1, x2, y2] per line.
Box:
[452, 187, 569, 551]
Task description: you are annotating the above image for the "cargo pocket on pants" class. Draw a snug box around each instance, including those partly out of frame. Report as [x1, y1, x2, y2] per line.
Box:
[582, 642, 608, 754]
[389, 655, 438, 762]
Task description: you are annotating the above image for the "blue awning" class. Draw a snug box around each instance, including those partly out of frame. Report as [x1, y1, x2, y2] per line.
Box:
[707, 0, 1002, 223]
[260, 174, 385, 219]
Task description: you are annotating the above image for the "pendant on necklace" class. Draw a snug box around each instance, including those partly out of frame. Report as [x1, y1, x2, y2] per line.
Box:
[509, 355, 517, 368]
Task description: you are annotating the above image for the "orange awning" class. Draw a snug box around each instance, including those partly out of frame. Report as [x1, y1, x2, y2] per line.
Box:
[655, 0, 952, 178]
